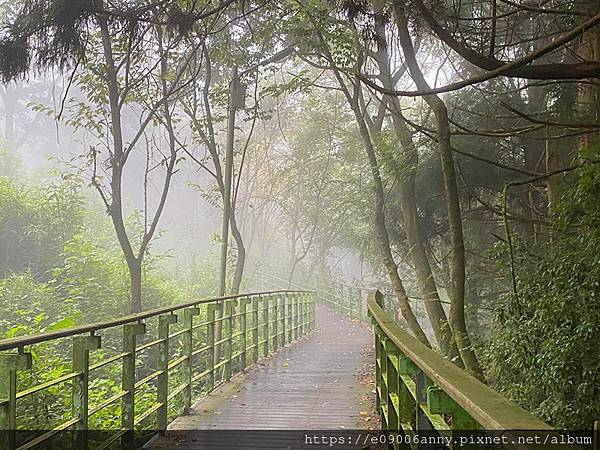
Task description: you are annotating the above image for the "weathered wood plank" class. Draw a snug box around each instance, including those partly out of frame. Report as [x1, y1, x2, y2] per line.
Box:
[146, 305, 377, 448]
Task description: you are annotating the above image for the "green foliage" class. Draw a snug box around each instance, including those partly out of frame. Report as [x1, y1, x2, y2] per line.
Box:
[0, 168, 213, 431]
[0, 272, 78, 338]
[485, 150, 600, 429]
[0, 175, 84, 278]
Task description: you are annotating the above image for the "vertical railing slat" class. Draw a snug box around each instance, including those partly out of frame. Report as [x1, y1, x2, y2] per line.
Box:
[252, 296, 259, 364]
[206, 304, 217, 393]
[240, 298, 249, 369]
[224, 300, 233, 381]
[157, 314, 177, 431]
[183, 307, 199, 413]
[0, 351, 32, 450]
[122, 322, 146, 435]
[272, 296, 279, 352]
[72, 334, 101, 430]
[263, 296, 270, 357]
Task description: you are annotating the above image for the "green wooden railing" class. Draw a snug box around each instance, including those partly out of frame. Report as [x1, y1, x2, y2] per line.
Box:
[0, 290, 315, 449]
[251, 266, 430, 326]
[252, 269, 371, 321]
[367, 291, 582, 449]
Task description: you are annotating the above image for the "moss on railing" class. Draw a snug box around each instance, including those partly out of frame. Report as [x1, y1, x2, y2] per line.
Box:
[367, 291, 582, 450]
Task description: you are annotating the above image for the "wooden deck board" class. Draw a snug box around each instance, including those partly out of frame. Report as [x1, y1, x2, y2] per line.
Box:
[146, 304, 377, 448]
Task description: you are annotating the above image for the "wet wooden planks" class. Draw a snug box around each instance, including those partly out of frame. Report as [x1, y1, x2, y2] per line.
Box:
[147, 304, 377, 448]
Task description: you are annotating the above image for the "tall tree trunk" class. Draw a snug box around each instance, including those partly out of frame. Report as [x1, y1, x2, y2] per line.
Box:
[519, 82, 547, 240]
[98, 16, 140, 313]
[326, 64, 430, 345]
[128, 258, 142, 313]
[576, 0, 600, 150]
[319, 38, 430, 345]
[394, 1, 483, 378]
[370, 17, 458, 358]
[546, 1, 599, 215]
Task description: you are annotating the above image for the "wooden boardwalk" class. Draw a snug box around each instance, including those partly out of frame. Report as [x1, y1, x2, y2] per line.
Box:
[147, 305, 377, 448]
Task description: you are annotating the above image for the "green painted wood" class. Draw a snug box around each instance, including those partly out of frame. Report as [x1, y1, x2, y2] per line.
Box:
[299, 294, 305, 336]
[367, 292, 556, 432]
[398, 365, 413, 425]
[292, 295, 298, 341]
[262, 296, 269, 357]
[239, 299, 250, 370]
[415, 370, 434, 434]
[286, 294, 292, 345]
[374, 328, 382, 413]
[223, 300, 233, 381]
[0, 352, 31, 449]
[183, 307, 200, 413]
[385, 339, 399, 432]
[72, 334, 101, 433]
[122, 323, 146, 432]
[272, 296, 279, 352]
[251, 297, 259, 364]
[206, 304, 217, 393]
[157, 314, 177, 431]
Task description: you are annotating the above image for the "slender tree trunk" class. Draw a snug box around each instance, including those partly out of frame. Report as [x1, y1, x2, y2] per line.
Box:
[230, 211, 246, 294]
[341, 93, 429, 344]
[320, 37, 430, 345]
[394, 1, 483, 378]
[370, 18, 458, 358]
[128, 258, 142, 313]
[98, 16, 141, 313]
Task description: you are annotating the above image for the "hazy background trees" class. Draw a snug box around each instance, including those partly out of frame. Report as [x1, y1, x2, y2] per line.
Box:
[0, 0, 598, 429]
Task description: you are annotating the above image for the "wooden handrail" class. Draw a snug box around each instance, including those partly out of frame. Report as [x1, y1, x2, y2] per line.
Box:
[0, 289, 310, 351]
[367, 291, 585, 449]
[0, 291, 316, 449]
[368, 292, 550, 430]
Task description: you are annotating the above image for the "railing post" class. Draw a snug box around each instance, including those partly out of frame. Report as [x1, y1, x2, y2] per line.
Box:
[384, 340, 400, 432]
[239, 298, 250, 369]
[398, 357, 418, 428]
[272, 295, 279, 352]
[415, 370, 434, 442]
[298, 294, 305, 336]
[157, 313, 177, 432]
[122, 322, 146, 436]
[308, 293, 313, 330]
[206, 304, 217, 392]
[287, 294, 293, 343]
[183, 307, 200, 413]
[282, 293, 288, 347]
[292, 294, 298, 341]
[226, 300, 235, 380]
[380, 334, 389, 428]
[263, 296, 270, 357]
[0, 351, 32, 450]
[72, 333, 101, 447]
[371, 323, 381, 413]
[311, 293, 316, 330]
[251, 296, 259, 363]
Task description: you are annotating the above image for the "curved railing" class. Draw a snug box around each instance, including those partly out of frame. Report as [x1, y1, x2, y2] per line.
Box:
[367, 291, 582, 449]
[0, 290, 315, 449]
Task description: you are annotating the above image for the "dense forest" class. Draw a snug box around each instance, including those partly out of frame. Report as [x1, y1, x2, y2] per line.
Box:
[0, 0, 598, 432]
